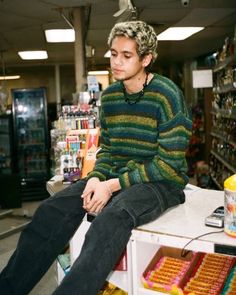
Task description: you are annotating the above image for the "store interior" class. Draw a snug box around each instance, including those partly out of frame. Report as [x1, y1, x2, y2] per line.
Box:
[0, 0, 236, 294]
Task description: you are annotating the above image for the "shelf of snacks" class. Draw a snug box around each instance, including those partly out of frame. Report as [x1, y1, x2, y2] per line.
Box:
[210, 33, 236, 189]
[50, 91, 100, 181]
[136, 244, 235, 295]
[209, 153, 235, 191]
[213, 53, 236, 73]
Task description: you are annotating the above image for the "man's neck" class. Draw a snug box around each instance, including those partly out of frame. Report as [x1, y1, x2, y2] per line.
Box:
[123, 72, 152, 94]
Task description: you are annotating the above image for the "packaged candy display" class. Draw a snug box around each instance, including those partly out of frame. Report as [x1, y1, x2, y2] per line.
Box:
[142, 246, 199, 293]
[50, 128, 86, 177]
[63, 168, 81, 184]
[54, 128, 99, 183]
[142, 256, 190, 292]
[142, 247, 236, 295]
[183, 253, 235, 295]
[50, 92, 100, 179]
[221, 264, 236, 294]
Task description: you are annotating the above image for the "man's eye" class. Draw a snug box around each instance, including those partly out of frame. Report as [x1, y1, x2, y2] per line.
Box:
[124, 55, 131, 59]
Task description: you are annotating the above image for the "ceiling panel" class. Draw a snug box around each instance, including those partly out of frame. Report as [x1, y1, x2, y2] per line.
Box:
[0, 0, 235, 70]
[175, 8, 236, 26]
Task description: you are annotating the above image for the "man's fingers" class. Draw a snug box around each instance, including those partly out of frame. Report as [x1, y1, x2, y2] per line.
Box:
[84, 198, 104, 213]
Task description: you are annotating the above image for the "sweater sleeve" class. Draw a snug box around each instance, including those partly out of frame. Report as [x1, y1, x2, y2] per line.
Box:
[119, 89, 192, 189]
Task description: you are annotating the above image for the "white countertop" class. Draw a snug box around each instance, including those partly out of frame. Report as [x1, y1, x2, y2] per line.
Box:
[135, 184, 236, 251]
[46, 178, 236, 251]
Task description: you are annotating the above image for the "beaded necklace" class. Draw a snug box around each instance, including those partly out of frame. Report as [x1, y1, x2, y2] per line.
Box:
[122, 72, 149, 105]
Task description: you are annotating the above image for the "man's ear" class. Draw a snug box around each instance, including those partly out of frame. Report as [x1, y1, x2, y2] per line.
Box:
[142, 54, 152, 67]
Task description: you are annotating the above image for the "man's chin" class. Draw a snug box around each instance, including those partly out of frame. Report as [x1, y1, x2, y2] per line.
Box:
[112, 75, 123, 81]
[111, 71, 125, 81]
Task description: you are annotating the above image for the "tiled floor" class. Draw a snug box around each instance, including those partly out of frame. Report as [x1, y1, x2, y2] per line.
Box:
[0, 201, 57, 295]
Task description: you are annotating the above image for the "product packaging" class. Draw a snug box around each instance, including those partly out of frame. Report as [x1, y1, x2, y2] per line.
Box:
[141, 246, 200, 293]
[224, 174, 236, 237]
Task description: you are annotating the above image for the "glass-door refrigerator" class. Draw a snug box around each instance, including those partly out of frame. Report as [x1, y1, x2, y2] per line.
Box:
[0, 113, 21, 208]
[12, 87, 50, 201]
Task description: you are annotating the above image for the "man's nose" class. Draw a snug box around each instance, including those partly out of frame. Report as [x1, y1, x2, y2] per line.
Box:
[113, 56, 122, 66]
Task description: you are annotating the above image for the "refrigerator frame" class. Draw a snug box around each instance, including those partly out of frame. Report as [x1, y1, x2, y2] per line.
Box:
[11, 87, 50, 200]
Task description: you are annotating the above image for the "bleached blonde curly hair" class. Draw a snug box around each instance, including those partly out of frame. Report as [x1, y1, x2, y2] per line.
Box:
[107, 21, 158, 67]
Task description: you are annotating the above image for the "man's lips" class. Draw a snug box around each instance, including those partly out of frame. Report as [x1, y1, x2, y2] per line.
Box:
[112, 69, 123, 74]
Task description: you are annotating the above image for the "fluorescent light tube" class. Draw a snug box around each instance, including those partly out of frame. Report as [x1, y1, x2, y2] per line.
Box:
[0, 75, 20, 80]
[18, 51, 48, 60]
[88, 71, 109, 75]
[157, 27, 204, 40]
[45, 29, 75, 43]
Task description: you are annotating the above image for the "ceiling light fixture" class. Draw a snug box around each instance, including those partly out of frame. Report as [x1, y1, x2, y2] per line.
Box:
[157, 27, 204, 40]
[18, 51, 48, 60]
[45, 29, 75, 43]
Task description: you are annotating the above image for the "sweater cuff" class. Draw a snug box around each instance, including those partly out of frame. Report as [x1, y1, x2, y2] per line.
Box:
[119, 172, 131, 189]
[86, 171, 107, 181]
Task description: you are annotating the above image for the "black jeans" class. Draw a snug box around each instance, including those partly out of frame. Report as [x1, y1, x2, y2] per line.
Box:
[0, 179, 185, 295]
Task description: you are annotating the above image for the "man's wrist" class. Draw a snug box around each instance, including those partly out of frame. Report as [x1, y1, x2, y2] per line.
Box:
[106, 178, 121, 194]
[88, 177, 100, 183]
[104, 181, 113, 196]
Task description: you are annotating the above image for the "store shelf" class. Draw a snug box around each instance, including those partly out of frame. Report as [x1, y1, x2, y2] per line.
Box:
[213, 83, 236, 94]
[138, 287, 165, 295]
[213, 54, 236, 72]
[107, 270, 128, 292]
[211, 150, 236, 173]
[211, 109, 236, 120]
[211, 131, 236, 147]
[210, 173, 223, 190]
[210, 39, 236, 188]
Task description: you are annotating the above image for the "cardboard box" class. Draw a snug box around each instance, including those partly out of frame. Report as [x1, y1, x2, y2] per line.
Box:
[142, 246, 201, 294]
[81, 127, 100, 178]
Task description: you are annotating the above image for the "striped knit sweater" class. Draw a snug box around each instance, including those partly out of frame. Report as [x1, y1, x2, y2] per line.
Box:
[87, 73, 192, 189]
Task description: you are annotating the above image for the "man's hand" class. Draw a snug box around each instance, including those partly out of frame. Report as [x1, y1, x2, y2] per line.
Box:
[82, 177, 113, 213]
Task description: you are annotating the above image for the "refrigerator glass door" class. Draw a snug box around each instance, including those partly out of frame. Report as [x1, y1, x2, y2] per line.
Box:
[0, 115, 13, 175]
[13, 88, 49, 180]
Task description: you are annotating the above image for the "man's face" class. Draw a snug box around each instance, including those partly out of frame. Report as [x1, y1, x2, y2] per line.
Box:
[110, 36, 145, 81]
